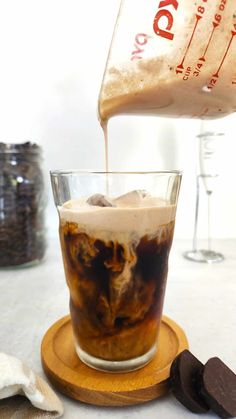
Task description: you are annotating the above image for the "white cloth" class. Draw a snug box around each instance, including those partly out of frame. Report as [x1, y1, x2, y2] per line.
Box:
[0, 353, 63, 418]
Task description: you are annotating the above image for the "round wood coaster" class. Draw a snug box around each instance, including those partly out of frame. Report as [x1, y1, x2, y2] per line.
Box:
[41, 315, 188, 407]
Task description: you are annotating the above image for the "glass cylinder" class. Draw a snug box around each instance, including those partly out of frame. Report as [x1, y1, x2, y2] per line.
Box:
[51, 171, 181, 372]
[0, 142, 46, 268]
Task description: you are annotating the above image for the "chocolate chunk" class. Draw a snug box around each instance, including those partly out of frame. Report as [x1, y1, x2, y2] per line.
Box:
[197, 357, 236, 419]
[87, 194, 114, 207]
[170, 350, 209, 413]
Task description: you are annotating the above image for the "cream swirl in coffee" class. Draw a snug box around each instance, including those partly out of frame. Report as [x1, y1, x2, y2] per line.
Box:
[58, 190, 176, 362]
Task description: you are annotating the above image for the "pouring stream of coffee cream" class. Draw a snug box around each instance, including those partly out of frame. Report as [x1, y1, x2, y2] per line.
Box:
[98, 0, 236, 171]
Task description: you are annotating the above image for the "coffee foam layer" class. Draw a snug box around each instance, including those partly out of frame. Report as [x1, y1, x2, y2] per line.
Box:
[58, 196, 176, 239]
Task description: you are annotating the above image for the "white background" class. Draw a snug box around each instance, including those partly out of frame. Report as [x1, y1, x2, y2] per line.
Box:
[0, 0, 236, 240]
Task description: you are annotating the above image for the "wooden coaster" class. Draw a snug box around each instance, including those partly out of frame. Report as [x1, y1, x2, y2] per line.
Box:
[41, 315, 188, 407]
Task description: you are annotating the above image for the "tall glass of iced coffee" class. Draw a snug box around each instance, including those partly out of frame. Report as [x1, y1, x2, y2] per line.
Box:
[51, 171, 181, 372]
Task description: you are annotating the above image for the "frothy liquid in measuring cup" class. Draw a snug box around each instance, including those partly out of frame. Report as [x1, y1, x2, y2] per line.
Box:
[98, 0, 236, 124]
[99, 61, 236, 121]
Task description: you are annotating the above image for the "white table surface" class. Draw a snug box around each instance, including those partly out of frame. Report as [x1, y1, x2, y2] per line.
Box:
[0, 237, 235, 419]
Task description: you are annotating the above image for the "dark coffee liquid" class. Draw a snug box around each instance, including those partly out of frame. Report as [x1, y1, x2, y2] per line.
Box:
[60, 220, 175, 361]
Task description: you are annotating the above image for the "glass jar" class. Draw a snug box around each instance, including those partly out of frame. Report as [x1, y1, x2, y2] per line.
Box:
[0, 142, 46, 268]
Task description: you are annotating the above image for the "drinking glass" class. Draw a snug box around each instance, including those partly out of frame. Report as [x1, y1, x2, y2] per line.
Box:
[51, 171, 181, 372]
[184, 132, 224, 263]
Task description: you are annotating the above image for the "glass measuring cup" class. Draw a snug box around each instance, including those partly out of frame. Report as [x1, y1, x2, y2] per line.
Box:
[99, 0, 236, 122]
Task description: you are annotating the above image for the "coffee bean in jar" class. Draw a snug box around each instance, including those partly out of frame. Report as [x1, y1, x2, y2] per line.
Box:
[0, 142, 46, 267]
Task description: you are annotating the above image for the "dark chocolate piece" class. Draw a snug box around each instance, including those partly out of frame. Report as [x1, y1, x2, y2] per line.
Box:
[198, 357, 236, 419]
[170, 350, 209, 413]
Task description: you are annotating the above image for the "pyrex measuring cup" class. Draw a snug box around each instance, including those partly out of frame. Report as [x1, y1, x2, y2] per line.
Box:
[99, 0, 236, 122]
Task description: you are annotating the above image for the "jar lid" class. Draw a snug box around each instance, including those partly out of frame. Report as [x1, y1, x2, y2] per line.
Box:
[0, 141, 41, 154]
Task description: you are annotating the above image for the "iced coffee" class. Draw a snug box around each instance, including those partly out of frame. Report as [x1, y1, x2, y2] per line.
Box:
[58, 190, 177, 370]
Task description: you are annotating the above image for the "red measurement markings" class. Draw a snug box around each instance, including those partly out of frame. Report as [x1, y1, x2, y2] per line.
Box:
[208, 28, 236, 90]
[199, 108, 209, 117]
[213, 31, 236, 77]
[190, 108, 209, 118]
[193, 21, 220, 77]
[199, 0, 227, 62]
[176, 14, 202, 74]
[199, 22, 219, 62]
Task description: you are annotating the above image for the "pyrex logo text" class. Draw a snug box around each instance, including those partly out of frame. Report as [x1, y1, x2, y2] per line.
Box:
[153, 0, 179, 41]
